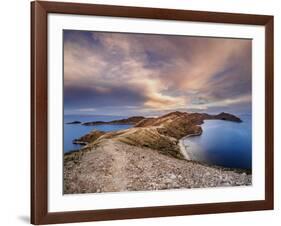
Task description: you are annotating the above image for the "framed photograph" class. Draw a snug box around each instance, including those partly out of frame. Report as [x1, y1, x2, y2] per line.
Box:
[31, 1, 274, 224]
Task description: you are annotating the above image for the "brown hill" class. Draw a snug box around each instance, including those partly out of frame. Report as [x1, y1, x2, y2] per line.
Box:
[75, 111, 241, 159]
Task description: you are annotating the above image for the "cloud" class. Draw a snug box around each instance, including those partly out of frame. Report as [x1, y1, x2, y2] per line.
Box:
[64, 30, 251, 115]
[77, 108, 97, 112]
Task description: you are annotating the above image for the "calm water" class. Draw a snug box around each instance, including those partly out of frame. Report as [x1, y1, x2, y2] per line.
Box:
[64, 115, 133, 153]
[182, 114, 252, 169]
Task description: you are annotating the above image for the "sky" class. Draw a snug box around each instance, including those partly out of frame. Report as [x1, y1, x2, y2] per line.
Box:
[64, 30, 252, 116]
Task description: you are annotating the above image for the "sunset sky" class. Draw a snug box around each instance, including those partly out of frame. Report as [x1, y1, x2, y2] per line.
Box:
[64, 30, 252, 116]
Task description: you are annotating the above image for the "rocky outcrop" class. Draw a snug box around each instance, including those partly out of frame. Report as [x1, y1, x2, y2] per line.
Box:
[207, 112, 242, 122]
[73, 130, 106, 145]
[82, 116, 146, 126]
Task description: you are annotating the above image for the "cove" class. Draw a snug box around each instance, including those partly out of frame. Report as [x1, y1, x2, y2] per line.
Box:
[181, 114, 252, 169]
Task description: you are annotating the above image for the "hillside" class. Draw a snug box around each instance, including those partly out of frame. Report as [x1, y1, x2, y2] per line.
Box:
[64, 111, 250, 194]
[74, 111, 241, 159]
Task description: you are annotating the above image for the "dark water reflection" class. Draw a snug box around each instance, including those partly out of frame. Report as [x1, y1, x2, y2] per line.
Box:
[183, 115, 252, 169]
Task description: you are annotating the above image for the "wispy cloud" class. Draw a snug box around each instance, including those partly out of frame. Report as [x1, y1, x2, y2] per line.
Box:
[64, 30, 251, 115]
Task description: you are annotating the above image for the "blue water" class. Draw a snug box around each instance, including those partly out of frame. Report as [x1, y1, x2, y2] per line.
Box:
[64, 115, 133, 153]
[183, 114, 252, 169]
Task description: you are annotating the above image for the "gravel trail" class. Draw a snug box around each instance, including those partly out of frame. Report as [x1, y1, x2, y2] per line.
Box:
[64, 140, 251, 194]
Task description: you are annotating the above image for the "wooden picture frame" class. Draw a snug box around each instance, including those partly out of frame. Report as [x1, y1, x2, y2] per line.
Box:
[31, 1, 274, 224]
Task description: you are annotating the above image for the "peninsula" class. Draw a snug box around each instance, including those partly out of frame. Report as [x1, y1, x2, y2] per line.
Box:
[64, 111, 251, 194]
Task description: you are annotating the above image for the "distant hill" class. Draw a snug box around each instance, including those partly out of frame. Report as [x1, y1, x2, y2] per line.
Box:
[82, 116, 146, 126]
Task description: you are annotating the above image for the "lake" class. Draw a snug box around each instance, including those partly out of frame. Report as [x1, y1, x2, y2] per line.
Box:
[64, 115, 133, 153]
[182, 114, 252, 169]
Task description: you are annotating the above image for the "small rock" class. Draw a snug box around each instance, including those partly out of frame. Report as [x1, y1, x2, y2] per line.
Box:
[170, 174, 177, 179]
[221, 182, 231, 186]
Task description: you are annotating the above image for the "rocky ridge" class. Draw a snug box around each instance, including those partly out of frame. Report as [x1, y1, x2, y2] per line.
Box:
[64, 111, 251, 194]
[73, 111, 241, 159]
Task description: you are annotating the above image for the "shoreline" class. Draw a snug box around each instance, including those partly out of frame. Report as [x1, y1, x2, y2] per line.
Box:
[178, 139, 190, 160]
[178, 132, 202, 160]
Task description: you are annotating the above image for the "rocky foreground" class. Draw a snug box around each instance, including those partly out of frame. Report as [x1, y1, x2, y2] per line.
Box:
[64, 111, 251, 194]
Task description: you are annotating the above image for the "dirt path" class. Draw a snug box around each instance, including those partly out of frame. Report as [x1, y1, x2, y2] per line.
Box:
[64, 140, 252, 194]
[102, 140, 128, 191]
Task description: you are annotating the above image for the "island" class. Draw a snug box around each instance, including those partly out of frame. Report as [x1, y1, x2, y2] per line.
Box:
[66, 120, 81, 124]
[82, 116, 146, 126]
[64, 111, 251, 194]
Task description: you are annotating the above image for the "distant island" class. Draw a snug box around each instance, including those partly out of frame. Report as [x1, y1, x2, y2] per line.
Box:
[64, 111, 251, 194]
[66, 120, 81, 124]
[82, 116, 146, 126]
